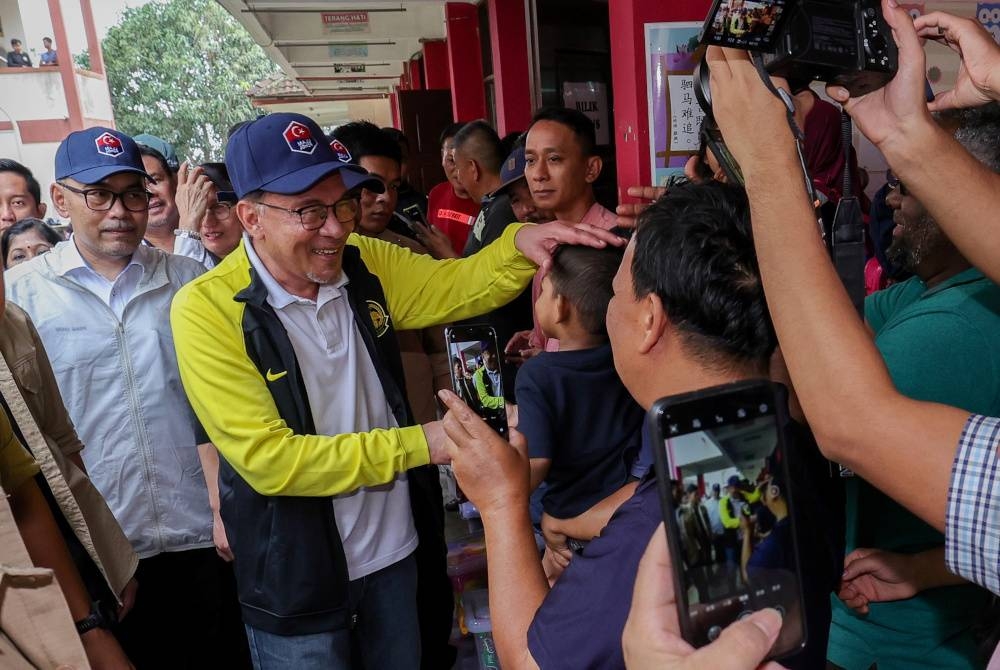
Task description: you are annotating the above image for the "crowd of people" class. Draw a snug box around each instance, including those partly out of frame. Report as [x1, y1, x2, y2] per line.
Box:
[7, 1, 1000, 669]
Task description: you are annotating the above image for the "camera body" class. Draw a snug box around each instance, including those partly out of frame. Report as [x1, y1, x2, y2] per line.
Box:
[700, 0, 897, 97]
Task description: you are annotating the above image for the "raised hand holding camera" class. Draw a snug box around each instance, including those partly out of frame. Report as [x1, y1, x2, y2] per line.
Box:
[914, 11, 1000, 112]
[824, 0, 931, 151]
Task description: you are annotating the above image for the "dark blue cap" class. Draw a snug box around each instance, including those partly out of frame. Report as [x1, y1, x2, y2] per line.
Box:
[54, 127, 152, 185]
[727, 475, 742, 487]
[491, 146, 527, 197]
[225, 112, 384, 199]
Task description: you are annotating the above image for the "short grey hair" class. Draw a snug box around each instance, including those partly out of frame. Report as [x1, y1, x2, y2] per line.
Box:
[937, 102, 1000, 174]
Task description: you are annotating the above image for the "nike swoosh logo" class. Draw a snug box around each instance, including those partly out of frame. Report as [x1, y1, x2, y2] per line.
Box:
[265, 369, 288, 382]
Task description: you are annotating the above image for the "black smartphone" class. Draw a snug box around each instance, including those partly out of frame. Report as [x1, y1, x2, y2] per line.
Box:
[647, 379, 806, 660]
[700, 0, 790, 52]
[445, 325, 508, 438]
[398, 204, 430, 237]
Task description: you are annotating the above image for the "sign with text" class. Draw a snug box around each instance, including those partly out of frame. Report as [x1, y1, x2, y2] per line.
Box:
[645, 22, 705, 187]
[329, 44, 369, 58]
[322, 11, 370, 34]
[562, 82, 610, 145]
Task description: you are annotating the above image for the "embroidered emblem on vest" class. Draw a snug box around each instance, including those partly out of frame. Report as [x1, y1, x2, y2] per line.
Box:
[367, 300, 390, 337]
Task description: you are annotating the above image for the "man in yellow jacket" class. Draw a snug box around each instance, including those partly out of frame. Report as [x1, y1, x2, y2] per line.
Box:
[170, 112, 617, 670]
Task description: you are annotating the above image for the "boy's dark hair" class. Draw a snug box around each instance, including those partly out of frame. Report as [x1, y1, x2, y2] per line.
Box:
[530, 107, 597, 157]
[2, 218, 63, 263]
[548, 243, 625, 337]
[452, 120, 503, 175]
[10, 39, 21, 48]
[0, 159, 42, 206]
[631, 182, 775, 370]
[330, 121, 402, 166]
[137, 145, 170, 176]
[439, 122, 467, 147]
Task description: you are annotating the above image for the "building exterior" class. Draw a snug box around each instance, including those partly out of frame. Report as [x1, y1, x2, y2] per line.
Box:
[0, 0, 114, 212]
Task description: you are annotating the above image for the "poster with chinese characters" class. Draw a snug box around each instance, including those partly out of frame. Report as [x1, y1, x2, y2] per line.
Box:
[645, 22, 705, 187]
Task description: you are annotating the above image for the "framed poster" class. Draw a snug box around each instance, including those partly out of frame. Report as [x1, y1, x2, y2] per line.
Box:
[645, 22, 705, 186]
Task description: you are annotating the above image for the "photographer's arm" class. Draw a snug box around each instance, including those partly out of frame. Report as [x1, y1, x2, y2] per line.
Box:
[829, 0, 1000, 286]
[708, 45, 967, 533]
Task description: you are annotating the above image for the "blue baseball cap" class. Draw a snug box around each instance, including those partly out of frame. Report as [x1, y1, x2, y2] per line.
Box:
[225, 112, 384, 199]
[54, 127, 152, 185]
[491, 146, 527, 197]
[133, 133, 180, 172]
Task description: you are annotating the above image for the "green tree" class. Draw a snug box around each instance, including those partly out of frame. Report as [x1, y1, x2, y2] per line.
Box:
[102, 0, 277, 163]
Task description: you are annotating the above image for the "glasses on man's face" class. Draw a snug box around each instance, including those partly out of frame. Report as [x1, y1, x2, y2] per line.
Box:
[257, 197, 359, 231]
[886, 173, 909, 197]
[209, 202, 233, 221]
[58, 181, 151, 212]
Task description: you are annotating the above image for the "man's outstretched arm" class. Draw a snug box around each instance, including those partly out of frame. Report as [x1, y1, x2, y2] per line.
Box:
[439, 390, 544, 670]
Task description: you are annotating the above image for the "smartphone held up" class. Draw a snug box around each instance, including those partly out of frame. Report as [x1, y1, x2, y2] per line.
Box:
[648, 380, 806, 661]
[445, 325, 509, 439]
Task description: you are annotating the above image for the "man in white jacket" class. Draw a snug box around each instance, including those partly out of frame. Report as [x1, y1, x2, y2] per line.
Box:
[5, 126, 249, 669]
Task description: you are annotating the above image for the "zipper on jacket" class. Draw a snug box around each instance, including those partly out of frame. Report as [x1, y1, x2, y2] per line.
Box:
[113, 320, 166, 552]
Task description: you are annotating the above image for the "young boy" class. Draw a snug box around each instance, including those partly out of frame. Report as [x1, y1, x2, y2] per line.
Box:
[515, 242, 645, 529]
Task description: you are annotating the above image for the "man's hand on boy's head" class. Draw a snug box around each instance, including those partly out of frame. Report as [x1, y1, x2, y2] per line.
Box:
[826, 0, 934, 152]
[514, 221, 625, 267]
[706, 47, 798, 181]
[438, 389, 530, 516]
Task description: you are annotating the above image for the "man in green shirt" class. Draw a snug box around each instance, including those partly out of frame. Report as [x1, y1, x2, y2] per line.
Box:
[828, 105, 1000, 670]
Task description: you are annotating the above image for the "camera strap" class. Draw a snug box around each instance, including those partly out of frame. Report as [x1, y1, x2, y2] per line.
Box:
[830, 112, 868, 315]
[748, 54, 864, 312]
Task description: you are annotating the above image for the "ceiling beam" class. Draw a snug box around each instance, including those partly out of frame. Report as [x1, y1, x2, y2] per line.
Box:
[243, 6, 407, 13]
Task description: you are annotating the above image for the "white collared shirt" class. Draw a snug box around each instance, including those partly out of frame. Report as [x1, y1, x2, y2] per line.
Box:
[244, 237, 417, 580]
[62, 236, 144, 320]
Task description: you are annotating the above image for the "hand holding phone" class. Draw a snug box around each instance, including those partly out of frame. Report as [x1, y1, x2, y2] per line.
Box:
[647, 380, 806, 661]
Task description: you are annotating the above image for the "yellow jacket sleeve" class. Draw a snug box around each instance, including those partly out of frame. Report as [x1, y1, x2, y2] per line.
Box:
[351, 222, 537, 331]
[720, 495, 740, 529]
[472, 368, 504, 409]
[170, 275, 430, 499]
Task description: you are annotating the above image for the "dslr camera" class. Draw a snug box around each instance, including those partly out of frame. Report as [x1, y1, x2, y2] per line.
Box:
[696, 0, 897, 113]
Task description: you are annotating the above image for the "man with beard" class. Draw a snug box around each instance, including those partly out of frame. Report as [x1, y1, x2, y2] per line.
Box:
[826, 103, 1000, 670]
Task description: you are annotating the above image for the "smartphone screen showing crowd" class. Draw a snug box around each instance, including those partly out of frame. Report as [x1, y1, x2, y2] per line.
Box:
[446, 326, 509, 439]
[648, 379, 806, 661]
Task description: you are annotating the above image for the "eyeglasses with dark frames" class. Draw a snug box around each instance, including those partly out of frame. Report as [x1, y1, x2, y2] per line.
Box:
[209, 202, 234, 221]
[886, 173, 909, 196]
[256, 197, 359, 230]
[57, 181, 152, 212]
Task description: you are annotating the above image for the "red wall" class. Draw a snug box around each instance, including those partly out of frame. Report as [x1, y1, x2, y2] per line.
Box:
[608, 0, 711, 198]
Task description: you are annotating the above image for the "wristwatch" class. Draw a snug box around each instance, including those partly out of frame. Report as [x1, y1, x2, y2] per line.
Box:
[75, 601, 109, 635]
[174, 228, 202, 240]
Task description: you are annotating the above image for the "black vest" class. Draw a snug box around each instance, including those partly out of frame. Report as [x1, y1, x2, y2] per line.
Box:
[222, 246, 450, 644]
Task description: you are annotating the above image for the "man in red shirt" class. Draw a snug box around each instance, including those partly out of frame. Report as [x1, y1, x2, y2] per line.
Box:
[426, 123, 479, 254]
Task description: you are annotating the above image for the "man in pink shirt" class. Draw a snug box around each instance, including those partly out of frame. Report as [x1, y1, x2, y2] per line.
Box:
[510, 108, 618, 356]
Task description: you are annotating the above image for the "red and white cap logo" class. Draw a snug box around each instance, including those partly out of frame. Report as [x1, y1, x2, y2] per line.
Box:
[330, 139, 352, 163]
[95, 132, 124, 157]
[283, 121, 317, 155]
